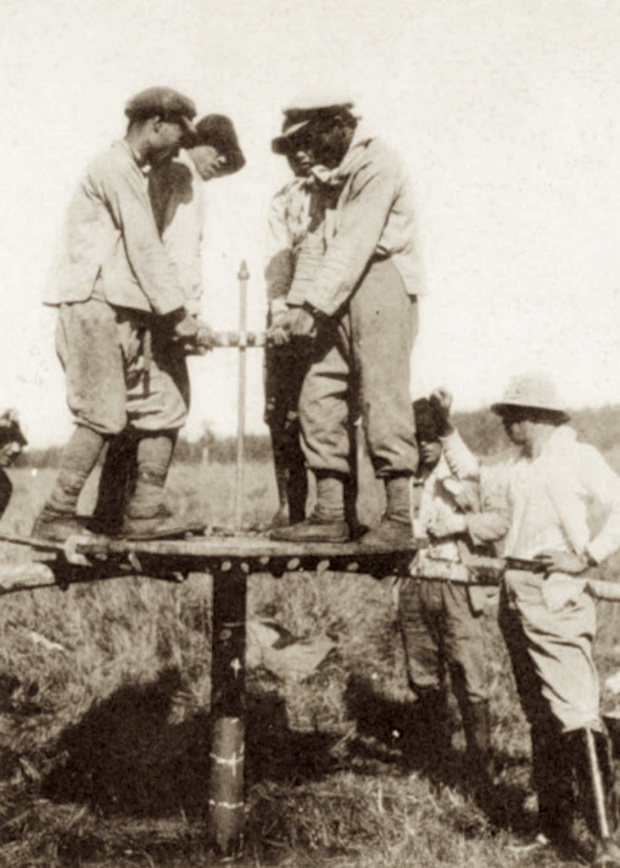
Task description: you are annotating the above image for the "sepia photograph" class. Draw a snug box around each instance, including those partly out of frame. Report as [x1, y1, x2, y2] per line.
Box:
[1, 0, 620, 865]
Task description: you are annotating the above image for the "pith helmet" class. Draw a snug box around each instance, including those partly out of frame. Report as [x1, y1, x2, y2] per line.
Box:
[491, 372, 570, 420]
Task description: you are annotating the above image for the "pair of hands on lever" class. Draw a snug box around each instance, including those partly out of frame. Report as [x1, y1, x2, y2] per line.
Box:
[267, 307, 318, 346]
[171, 310, 215, 354]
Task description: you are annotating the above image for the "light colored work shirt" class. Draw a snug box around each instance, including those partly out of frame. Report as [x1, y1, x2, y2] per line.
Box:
[149, 151, 205, 316]
[289, 124, 425, 317]
[499, 426, 620, 565]
[45, 140, 185, 316]
[444, 423, 620, 566]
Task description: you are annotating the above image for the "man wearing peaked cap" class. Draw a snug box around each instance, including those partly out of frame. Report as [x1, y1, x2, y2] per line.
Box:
[90, 113, 246, 532]
[437, 376, 620, 864]
[32, 86, 210, 543]
[269, 90, 424, 546]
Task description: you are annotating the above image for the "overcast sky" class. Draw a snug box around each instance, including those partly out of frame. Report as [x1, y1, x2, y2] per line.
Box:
[2, 0, 620, 447]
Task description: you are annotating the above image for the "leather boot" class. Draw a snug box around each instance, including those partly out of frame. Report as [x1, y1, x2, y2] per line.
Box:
[270, 471, 349, 542]
[359, 473, 413, 547]
[403, 689, 452, 773]
[572, 728, 620, 867]
[461, 700, 495, 807]
[32, 426, 104, 541]
[532, 722, 576, 846]
[121, 432, 182, 537]
[89, 429, 138, 535]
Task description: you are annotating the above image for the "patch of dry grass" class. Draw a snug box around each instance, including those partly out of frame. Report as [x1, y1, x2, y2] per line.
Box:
[0, 459, 615, 866]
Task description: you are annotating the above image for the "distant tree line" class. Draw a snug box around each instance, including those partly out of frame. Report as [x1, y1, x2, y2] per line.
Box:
[18, 405, 620, 468]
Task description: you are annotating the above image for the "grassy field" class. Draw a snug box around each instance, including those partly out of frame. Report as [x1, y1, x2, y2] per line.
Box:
[0, 454, 619, 867]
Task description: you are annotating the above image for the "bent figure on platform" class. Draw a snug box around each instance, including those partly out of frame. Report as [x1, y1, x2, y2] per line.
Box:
[91, 114, 245, 535]
[442, 375, 620, 867]
[32, 87, 209, 542]
[399, 396, 508, 804]
[269, 92, 424, 547]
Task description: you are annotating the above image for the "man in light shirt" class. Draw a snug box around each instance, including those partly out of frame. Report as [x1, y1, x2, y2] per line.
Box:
[441, 374, 620, 865]
[270, 93, 423, 546]
[32, 87, 207, 542]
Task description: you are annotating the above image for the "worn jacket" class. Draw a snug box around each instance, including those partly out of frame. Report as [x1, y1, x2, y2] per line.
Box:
[45, 140, 185, 316]
[288, 124, 425, 317]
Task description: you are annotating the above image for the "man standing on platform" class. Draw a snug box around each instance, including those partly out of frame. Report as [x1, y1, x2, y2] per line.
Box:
[270, 93, 424, 546]
[91, 114, 245, 534]
[33, 87, 207, 542]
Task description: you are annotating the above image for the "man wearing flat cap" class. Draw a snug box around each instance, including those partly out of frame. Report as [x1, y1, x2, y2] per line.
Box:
[33, 86, 210, 541]
[89, 113, 246, 533]
[438, 375, 620, 865]
[398, 395, 508, 803]
[269, 92, 424, 546]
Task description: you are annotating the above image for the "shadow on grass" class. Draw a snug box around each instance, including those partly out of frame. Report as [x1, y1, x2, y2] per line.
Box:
[43, 668, 213, 817]
[42, 671, 345, 821]
[344, 672, 535, 835]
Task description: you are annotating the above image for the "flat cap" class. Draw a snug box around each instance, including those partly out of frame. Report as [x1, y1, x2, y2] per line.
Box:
[195, 114, 245, 173]
[282, 90, 356, 120]
[272, 91, 357, 154]
[125, 86, 197, 125]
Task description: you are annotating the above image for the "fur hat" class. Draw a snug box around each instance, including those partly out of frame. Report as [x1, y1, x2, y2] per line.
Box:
[413, 398, 444, 443]
[194, 114, 245, 173]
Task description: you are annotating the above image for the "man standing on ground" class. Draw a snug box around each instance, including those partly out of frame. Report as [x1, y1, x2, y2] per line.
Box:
[33, 87, 207, 541]
[399, 396, 508, 802]
[270, 93, 423, 546]
[91, 114, 245, 533]
[441, 374, 620, 866]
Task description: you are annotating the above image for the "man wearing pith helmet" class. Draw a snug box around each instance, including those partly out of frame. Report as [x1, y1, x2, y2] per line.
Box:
[33, 86, 209, 542]
[442, 372, 620, 864]
[270, 91, 424, 547]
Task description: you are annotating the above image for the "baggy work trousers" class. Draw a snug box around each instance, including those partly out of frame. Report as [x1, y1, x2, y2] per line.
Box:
[399, 577, 489, 706]
[299, 258, 418, 478]
[56, 297, 189, 436]
[499, 570, 601, 734]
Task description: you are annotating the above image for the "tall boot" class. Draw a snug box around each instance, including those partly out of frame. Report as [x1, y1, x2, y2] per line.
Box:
[461, 700, 495, 807]
[572, 728, 620, 867]
[32, 426, 106, 541]
[90, 429, 138, 535]
[403, 689, 452, 774]
[532, 722, 576, 845]
[359, 472, 413, 547]
[121, 432, 177, 537]
[270, 471, 349, 542]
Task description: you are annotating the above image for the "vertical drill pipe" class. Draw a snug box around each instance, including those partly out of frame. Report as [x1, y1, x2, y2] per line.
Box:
[234, 261, 249, 530]
[208, 566, 247, 856]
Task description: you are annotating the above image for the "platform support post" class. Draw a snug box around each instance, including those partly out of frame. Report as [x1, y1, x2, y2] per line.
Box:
[208, 566, 247, 857]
